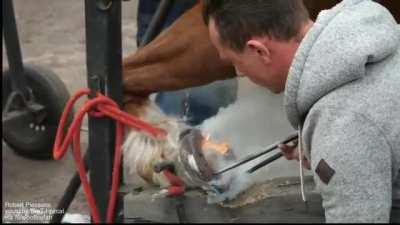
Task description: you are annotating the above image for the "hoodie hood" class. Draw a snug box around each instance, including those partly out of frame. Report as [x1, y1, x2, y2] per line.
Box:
[284, 0, 400, 128]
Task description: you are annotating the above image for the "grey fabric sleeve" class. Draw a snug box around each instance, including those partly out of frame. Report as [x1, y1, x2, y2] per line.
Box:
[304, 108, 392, 223]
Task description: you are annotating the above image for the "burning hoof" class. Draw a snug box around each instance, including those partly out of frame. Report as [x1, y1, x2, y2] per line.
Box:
[177, 129, 255, 204]
[122, 107, 236, 191]
[177, 129, 236, 188]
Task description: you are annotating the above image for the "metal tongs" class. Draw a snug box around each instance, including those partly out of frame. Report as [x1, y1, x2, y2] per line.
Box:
[213, 132, 298, 176]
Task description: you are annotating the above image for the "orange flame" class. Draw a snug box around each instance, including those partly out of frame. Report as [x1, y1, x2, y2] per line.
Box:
[201, 134, 230, 155]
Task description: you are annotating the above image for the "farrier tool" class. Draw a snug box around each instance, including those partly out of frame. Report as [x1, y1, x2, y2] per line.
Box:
[213, 132, 298, 176]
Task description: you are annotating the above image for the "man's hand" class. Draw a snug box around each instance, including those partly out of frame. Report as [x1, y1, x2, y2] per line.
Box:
[278, 139, 311, 170]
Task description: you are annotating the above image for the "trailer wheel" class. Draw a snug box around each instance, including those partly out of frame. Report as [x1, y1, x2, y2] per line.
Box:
[2, 65, 72, 160]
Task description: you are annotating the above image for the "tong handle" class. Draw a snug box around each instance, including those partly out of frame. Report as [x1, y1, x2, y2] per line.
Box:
[246, 152, 283, 174]
[213, 132, 298, 176]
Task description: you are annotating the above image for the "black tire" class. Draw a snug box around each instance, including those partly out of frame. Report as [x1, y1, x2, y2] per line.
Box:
[2, 64, 72, 160]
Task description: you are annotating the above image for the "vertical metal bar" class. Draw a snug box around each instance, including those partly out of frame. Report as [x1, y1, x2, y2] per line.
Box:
[2, 0, 29, 97]
[138, 0, 173, 48]
[84, 0, 123, 222]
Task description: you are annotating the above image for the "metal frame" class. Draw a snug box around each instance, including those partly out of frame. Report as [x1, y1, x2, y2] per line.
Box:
[84, 0, 123, 222]
[2, 0, 47, 127]
[3, 0, 28, 97]
[50, 0, 173, 222]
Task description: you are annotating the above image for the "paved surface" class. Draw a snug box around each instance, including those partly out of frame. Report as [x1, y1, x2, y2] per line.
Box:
[2, 0, 138, 223]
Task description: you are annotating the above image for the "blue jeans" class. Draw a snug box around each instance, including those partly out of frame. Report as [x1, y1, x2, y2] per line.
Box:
[137, 0, 237, 126]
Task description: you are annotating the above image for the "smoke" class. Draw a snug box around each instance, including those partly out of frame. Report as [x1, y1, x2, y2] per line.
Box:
[199, 78, 302, 203]
[207, 168, 253, 204]
[122, 78, 307, 203]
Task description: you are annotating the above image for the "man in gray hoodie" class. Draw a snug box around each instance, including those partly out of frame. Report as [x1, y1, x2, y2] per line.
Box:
[203, 0, 399, 222]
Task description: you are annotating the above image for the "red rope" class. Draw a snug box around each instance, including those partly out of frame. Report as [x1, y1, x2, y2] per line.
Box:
[53, 88, 166, 223]
[163, 170, 185, 197]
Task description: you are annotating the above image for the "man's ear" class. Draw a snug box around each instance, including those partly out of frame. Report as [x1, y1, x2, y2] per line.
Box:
[246, 39, 271, 64]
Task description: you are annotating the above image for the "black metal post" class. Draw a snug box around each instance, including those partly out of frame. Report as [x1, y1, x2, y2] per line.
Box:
[84, 0, 123, 222]
[50, 0, 173, 222]
[2, 0, 29, 98]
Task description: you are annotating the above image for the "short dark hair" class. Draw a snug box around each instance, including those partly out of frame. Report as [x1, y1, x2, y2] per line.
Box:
[203, 0, 310, 52]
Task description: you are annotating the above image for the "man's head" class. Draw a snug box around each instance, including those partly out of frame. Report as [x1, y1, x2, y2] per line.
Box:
[203, 0, 311, 93]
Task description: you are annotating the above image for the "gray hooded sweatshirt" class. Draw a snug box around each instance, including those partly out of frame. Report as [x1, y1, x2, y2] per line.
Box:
[284, 0, 400, 222]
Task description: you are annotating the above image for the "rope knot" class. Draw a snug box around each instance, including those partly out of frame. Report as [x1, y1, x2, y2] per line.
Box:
[53, 88, 167, 223]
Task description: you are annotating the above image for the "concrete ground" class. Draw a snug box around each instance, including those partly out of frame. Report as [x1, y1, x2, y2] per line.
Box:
[2, 0, 138, 223]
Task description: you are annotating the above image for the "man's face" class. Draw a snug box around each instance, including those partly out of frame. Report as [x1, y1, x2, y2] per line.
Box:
[208, 19, 290, 93]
